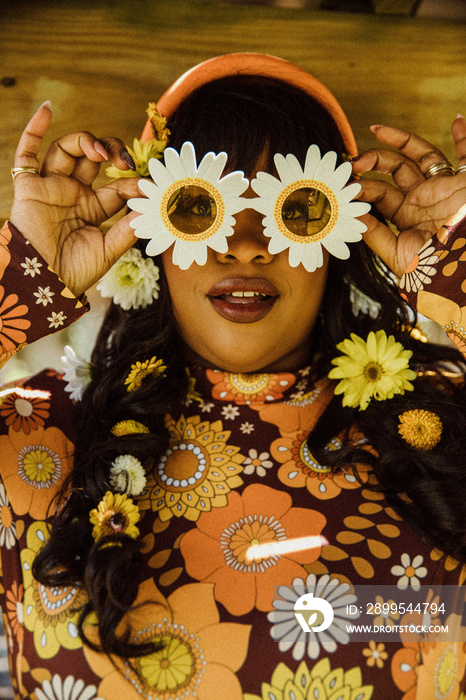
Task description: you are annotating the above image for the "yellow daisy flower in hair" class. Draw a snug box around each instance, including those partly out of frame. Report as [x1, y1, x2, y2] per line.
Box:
[146, 103, 170, 143]
[398, 409, 442, 450]
[124, 357, 166, 392]
[89, 491, 140, 541]
[328, 330, 417, 410]
[111, 420, 150, 436]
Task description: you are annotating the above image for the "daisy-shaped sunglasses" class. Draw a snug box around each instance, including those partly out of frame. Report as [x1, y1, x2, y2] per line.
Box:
[128, 141, 371, 271]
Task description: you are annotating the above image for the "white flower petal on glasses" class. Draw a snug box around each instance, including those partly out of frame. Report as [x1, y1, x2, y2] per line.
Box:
[250, 144, 371, 272]
[128, 141, 249, 269]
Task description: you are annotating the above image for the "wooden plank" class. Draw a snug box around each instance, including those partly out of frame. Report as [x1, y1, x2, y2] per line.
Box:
[1, 1, 465, 223]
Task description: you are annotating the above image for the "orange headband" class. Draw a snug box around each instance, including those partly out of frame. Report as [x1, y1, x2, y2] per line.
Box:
[141, 52, 357, 156]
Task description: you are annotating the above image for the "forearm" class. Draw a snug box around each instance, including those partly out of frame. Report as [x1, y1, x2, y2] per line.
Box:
[0, 221, 88, 369]
[399, 204, 466, 355]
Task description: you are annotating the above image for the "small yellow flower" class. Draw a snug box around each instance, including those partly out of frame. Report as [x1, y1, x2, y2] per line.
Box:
[124, 357, 166, 392]
[328, 330, 417, 410]
[146, 103, 170, 143]
[398, 409, 442, 450]
[111, 420, 150, 436]
[89, 491, 140, 541]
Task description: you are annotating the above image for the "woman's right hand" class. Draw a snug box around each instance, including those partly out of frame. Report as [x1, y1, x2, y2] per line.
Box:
[10, 101, 143, 297]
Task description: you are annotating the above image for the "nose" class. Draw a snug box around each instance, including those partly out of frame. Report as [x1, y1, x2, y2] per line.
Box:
[216, 208, 274, 265]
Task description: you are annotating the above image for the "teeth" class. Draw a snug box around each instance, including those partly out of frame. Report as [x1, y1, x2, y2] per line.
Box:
[231, 291, 267, 298]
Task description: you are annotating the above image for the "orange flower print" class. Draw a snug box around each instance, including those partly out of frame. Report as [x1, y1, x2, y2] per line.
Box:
[0, 385, 50, 433]
[391, 640, 421, 699]
[0, 426, 72, 519]
[139, 414, 244, 522]
[271, 432, 365, 500]
[417, 636, 466, 700]
[0, 285, 31, 352]
[0, 483, 18, 549]
[6, 581, 24, 644]
[256, 378, 334, 433]
[84, 579, 251, 699]
[180, 483, 326, 616]
[206, 368, 296, 405]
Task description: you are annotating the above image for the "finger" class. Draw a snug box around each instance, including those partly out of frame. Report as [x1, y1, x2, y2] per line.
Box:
[41, 134, 133, 186]
[452, 115, 466, 167]
[94, 177, 145, 221]
[360, 214, 426, 278]
[71, 137, 135, 185]
[14, 101, 53, 170]
[369, 125, 451, 175]
[352, 148, 424, 192]
[40, 130, 106, 181]
[102, 210, 139, 266]
[355, 178, 405, 221]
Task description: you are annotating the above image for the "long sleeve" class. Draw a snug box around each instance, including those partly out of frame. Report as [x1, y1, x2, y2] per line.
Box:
[0, 221, 88, 370]
[399, 203, 466, 355]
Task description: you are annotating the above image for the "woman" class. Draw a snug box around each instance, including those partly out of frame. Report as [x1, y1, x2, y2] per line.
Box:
[1, 53, 466, 699]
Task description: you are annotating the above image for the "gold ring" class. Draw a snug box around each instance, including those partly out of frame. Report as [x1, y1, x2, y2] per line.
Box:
[455, 164, 466, 175]
[424, 161, 454, 179]
[11, 166, 39, 182]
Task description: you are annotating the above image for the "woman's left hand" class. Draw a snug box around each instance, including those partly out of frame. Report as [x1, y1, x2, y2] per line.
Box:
[352, 115, 466, 278]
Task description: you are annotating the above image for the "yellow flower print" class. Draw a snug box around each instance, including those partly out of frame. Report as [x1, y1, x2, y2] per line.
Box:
[243, 658, 373, 700]
[84, 579, 250, 700]
[0, 426, 72, 519]
[21, 522, 87, 659]
[139, 415, 244, 522]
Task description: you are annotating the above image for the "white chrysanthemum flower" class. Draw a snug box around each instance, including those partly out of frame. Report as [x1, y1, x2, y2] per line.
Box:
[109, 454, 147, 496]
[61, 345, 92, 401]
[251, 145, 371, 272]
[96, 248, 160, 310]
[128, 141, 249, 269]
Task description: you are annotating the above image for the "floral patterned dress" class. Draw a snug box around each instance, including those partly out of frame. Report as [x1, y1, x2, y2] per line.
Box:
[1, 209, 466, 700]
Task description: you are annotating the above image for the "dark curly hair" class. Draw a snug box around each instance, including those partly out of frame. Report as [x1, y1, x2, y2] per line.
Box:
[33, 74, 466, 659]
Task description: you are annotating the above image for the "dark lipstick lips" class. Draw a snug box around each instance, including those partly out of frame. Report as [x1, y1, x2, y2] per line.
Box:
[207, 277, 279, 323]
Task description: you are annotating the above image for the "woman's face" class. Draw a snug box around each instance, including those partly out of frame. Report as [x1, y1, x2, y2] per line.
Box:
[162, 199, 329, 373]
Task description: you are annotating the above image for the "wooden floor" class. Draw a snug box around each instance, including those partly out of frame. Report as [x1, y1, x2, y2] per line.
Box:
[1, 0, 466, 226]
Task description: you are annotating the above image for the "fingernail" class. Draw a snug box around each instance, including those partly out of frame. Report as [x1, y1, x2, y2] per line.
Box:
[39, 100, 52, 111]
[457, 113, 464, 119]
[121, 149, 136, 171]
[93, 141, 108, 160]
[347, 155, 361, 162]
[370, 124, 385, 132]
